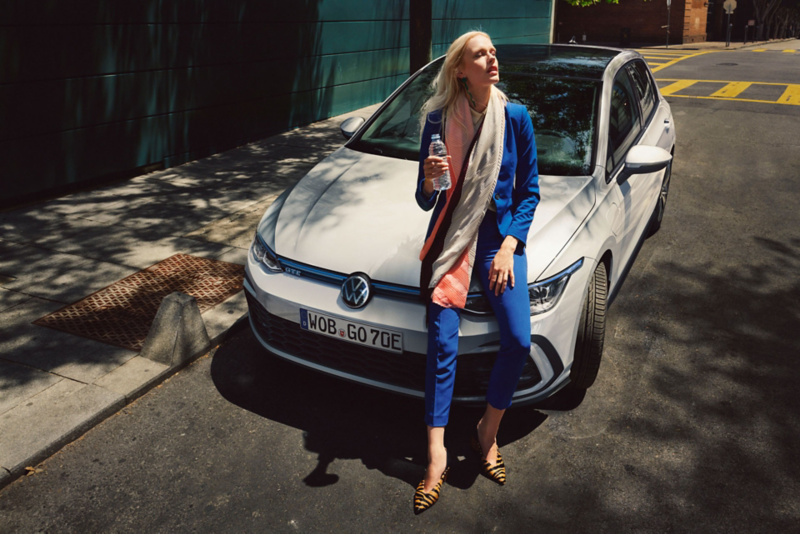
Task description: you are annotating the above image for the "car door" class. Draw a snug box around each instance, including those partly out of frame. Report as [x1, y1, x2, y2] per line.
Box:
[629, 59, 674, 153]
[606, 66, 649, 274]
[627, 59, 673, 235]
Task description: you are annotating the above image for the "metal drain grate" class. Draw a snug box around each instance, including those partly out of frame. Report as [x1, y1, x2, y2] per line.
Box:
[34, 254, 244, 351]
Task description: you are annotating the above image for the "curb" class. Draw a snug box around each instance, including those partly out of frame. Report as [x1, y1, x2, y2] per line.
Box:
[0, 310, 250, 493]
[638, 37, 797, 51]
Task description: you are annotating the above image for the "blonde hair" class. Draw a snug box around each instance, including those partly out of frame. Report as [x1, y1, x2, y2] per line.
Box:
[419, 31, 507, 131]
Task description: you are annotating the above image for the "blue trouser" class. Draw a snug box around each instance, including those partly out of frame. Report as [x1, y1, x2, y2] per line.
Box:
[424, 210, 531, 427]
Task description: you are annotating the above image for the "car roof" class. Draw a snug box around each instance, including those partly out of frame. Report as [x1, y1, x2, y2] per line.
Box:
[494, 44, 628, 81]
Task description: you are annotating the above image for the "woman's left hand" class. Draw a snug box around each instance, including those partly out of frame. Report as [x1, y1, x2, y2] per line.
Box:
[488, 236, 520, 296]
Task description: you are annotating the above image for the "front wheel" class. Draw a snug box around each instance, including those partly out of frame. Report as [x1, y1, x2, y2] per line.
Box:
[646, 154, 672, 237]
[570, 262, 607, 389]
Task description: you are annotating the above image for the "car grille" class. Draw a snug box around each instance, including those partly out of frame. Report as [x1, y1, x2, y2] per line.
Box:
[245, 292, 542, 398]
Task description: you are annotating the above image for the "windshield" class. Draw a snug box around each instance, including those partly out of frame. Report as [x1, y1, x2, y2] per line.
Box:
[349, 58, 599, 176]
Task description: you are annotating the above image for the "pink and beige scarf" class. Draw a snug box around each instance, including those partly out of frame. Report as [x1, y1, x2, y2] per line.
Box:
[420, 89, 506, 308]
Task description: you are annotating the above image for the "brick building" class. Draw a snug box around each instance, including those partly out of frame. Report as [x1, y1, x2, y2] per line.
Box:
[555, 0, 709, 46]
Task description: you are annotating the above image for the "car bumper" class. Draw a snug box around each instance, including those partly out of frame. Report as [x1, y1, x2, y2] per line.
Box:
[244, 249, 592, 407]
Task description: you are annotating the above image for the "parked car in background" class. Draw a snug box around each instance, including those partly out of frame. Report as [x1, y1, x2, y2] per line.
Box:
[244, 44, 675, 405]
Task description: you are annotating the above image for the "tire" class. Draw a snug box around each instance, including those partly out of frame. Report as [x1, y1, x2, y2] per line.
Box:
[570, 262, 607, 389]
[646, 154, 672, 238]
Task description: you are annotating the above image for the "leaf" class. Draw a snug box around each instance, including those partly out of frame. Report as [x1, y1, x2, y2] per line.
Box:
[24, 466, 44, 476]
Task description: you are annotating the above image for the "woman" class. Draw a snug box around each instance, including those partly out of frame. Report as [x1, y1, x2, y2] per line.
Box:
[413, 31, 539, 513]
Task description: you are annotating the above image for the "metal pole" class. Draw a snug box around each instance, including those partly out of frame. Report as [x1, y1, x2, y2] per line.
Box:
[666, 4, 671, 48]
[726, 12, 731, 47]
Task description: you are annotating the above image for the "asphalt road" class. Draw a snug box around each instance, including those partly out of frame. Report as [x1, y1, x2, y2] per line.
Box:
[2, 43, 799, 532]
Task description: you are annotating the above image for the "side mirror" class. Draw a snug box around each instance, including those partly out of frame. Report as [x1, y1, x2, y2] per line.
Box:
[618, 145, 672, 184]
[340, 116, 365, 139]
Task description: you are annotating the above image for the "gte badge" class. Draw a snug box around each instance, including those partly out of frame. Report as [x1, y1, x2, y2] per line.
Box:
[285, 266, 302, 277]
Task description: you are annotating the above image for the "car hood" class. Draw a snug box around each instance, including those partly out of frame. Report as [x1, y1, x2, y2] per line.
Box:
[260, 147, 595, 288]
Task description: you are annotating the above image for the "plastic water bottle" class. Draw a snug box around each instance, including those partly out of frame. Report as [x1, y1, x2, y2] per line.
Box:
[429, 134, 451, 190]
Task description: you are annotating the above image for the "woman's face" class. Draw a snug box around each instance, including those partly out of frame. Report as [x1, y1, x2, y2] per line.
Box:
[457, 35, 499, 88]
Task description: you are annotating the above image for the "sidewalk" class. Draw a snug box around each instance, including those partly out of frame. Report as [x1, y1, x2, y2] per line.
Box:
[0, 103, 381, 490]
[635, 37, 798, 50]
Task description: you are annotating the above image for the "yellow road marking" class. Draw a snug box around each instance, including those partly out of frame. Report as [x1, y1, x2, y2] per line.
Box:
[657, 78, 800, 87]
[633, 49, 696, 55]
[654, 78, 800, 105]
[752, 49, 767, 52]
[777, 85, 800, 104]
[783, 50, 796, 53]
[638, 52, 694, 56]
[710, 82, 752, 98]
[659, 79, 698, 96]
[649, 51, 715, 73]
[665, 94, 800, 105]
[647, 62, 667, 66]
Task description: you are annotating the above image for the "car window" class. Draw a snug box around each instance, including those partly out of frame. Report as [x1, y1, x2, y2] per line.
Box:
[607, 70, 642, 172]
[497, 74, 598, 176]
[349, 57, 599, 175]
[350, 67, 438, 160]
[628, 61, 657, 124]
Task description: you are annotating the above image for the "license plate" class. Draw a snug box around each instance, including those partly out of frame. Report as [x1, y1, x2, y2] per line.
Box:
[299, 308, 403, 354]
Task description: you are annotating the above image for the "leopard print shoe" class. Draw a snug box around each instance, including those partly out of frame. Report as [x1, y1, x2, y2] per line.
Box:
[470, 430, 506, 485]
[414, 465, 450, 514]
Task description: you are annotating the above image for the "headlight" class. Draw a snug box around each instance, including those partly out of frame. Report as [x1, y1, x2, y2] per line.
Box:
[462, 257, 584, 316]
[251, 232, 283, 273]
[528, 258, 583, 315]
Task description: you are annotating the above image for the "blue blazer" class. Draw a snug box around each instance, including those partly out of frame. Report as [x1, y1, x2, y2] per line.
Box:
[415, 103, 540, 248]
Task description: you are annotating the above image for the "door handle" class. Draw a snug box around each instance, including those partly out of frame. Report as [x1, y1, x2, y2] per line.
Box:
[664, 119, 671, 132]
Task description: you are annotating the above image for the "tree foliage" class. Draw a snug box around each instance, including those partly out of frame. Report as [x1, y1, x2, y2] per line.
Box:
[561, 0, 619, 7]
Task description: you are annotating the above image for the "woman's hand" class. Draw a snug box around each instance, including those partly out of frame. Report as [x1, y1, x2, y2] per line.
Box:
[488, 236, 520, 296]
[422, 155, 451, 196]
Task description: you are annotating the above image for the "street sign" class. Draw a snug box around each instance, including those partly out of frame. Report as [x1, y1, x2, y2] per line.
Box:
[723, 0, 736, 14]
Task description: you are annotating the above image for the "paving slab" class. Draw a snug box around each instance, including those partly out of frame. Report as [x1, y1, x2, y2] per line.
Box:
[0, 287, 32, 313]
[93, 356, 170, 402]
[185, 194, 280, 249]
[0, 241, 138, 304]
[0, 379, 125, 477]
[0, 297, 137, 383]
[0, 359, 62, 416]
[202, 290, 249, 342]
[213, 246, 249, 266]
[28, 217, 234, 270]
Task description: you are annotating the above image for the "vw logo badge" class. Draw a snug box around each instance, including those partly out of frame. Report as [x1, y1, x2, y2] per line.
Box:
[341, 273, 372, 309]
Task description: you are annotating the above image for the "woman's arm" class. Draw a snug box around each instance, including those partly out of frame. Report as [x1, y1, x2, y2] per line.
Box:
[489, 107, 539, 295]
[505, 107, 540, 244]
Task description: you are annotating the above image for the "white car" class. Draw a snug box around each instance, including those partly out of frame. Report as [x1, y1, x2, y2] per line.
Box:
[244, 44, 675, 406]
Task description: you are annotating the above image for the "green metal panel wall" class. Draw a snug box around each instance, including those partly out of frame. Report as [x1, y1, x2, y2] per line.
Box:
[0, 0, 551, 205]
[432, 0, 553, 56]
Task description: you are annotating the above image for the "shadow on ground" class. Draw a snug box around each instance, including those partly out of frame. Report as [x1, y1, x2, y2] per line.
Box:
[209, 326, 549, 490]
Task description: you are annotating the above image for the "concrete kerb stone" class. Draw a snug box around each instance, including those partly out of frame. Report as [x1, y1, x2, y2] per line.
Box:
[0, 467, 10, 487]
[0, 381, 126, 488]
[140, 292, 211, 367]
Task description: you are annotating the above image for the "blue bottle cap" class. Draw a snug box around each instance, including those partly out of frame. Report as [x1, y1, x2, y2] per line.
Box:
[431, 134, 441, 141]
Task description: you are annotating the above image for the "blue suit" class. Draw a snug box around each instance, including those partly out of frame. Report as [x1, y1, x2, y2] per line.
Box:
[416, 102, 540, 427]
